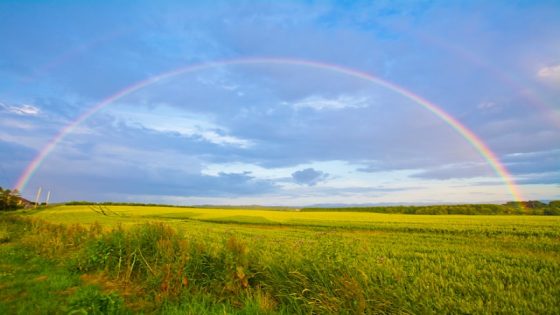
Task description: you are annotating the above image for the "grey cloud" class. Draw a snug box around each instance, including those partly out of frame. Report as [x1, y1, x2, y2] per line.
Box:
[515, 173, 560, 185]
[410, 163, 493, 180]
[405, 149, 560, 182]
[503, 149, 560, 175]
[291, 168, 328, 186]
[476, 172, 560, 186]
[31, 165, 278, 202]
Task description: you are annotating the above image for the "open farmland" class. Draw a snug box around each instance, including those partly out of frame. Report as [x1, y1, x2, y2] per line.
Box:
[1, 205, 559, 314]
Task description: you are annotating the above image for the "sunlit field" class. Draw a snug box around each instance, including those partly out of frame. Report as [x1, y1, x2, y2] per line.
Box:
[33, 204, 560, 234]
[1, 205, 559, 314]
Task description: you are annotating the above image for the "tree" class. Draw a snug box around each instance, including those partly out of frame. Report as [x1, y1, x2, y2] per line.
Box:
[545, 200, 560, 215]
[0, 187, 24, 211]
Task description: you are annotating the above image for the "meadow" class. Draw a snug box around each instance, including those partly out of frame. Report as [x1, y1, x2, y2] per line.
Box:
[1, 205, 559, 314]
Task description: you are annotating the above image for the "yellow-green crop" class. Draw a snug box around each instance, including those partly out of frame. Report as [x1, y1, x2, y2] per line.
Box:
[2, 205, 558, 314]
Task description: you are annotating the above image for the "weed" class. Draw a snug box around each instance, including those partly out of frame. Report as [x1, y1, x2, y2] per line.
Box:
[68, 285, 125, 315]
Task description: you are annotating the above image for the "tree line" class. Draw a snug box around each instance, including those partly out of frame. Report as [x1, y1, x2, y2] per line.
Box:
[302, 201, 560, 215]
[3, 190, 559, 215]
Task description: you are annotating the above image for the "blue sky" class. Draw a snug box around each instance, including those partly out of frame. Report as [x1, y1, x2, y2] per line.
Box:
[1, 0, 559, 205]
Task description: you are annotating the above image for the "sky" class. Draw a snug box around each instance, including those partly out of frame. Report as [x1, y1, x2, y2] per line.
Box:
[1, 0, 559, 206]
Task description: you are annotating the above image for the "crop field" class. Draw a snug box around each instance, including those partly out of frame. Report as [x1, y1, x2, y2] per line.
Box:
[1, 205, 559, 314]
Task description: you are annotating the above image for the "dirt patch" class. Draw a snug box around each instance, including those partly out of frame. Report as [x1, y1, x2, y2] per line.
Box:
[80, 273, 124, 292]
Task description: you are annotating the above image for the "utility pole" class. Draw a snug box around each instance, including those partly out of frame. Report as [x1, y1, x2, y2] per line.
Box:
[45, 191, 51, 206]
[34, 187, 42, 208]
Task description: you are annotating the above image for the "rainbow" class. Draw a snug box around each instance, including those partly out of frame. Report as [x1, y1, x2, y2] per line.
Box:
[409, 29, 560, 128]
[22, 23, 560, 130]
[14, 57, 525, 203]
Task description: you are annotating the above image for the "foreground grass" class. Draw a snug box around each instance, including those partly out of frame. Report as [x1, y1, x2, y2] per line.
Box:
[1, 205, 559, 314]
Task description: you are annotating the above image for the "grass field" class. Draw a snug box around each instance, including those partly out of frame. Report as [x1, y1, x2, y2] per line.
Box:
[1, 205, 559, 314]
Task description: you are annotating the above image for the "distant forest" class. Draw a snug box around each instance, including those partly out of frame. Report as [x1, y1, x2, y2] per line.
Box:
[64, 200, 560, 215]
[2, 191, 559, 215]
[302, 201, 560, 215]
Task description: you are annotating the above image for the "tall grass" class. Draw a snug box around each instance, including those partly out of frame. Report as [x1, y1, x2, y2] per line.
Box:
[1, 209, 559, 314]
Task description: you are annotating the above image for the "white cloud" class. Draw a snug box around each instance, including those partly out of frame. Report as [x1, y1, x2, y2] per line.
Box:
[537, 64, 560, 84]
[195, 129, 252, 148]
[109, 104, 253, 148]
[477, 101, 497, 110]
[289, 94, 370, 111]
[140, 122, 253, 148]
[1, 102, 40, 116]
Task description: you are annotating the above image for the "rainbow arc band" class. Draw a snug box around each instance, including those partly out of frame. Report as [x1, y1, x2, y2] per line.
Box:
[14, 57, 524, 203]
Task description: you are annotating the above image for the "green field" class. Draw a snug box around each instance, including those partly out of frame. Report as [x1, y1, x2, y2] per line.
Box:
[1, 205, 559, 314]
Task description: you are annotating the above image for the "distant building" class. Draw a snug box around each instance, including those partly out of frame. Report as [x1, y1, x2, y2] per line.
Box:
[17, 197, 34, 208]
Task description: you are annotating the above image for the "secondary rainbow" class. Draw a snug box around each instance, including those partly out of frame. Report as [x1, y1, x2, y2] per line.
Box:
[14, 57, 525, 203]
